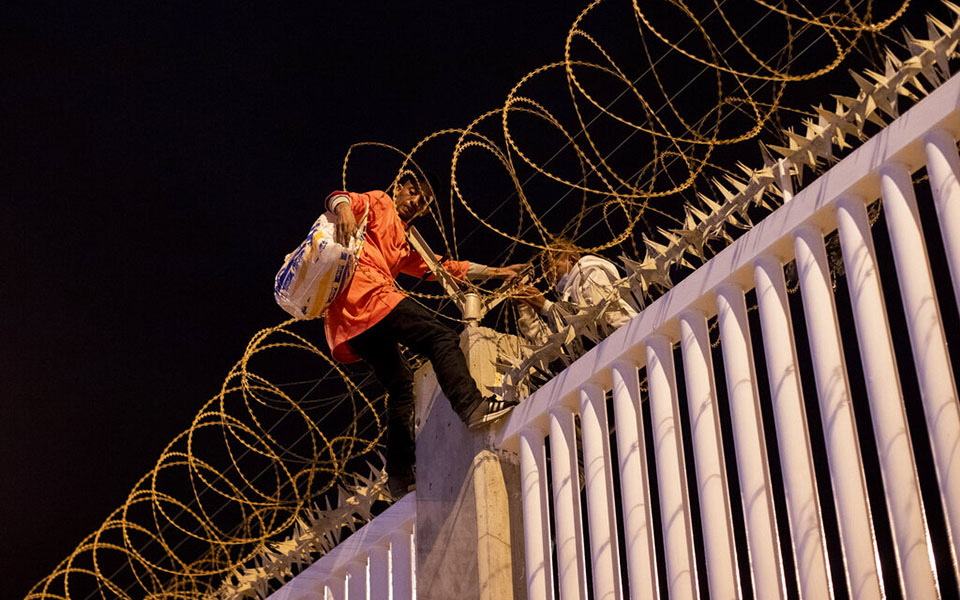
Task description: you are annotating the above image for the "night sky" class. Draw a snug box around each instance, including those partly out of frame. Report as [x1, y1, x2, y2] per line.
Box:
[2, 2, 580, 595]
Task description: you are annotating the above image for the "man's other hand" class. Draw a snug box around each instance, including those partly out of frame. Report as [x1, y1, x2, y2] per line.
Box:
[516, 284, 547, 311]
[335, 203, 358, 246]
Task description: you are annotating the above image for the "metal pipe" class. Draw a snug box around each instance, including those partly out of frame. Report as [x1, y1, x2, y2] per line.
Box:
[678, 309, 741, 600]
[716, 283, 787, 599]
[646, 334, 699, 599]
[754, 254, 833, 599]
[611, 360, 660, 599]
[579, 383, 624, 599]
[520, 428, 555, 599]
[794, 224, 883, 599]
[880, 162, 960, 580]
[550, 407, 588, 600]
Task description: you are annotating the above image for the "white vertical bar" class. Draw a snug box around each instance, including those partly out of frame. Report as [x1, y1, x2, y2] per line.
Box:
[645, 334, 699, 599]
[326, 574, 346, 600]
[579, 384, 624, 600]
[610, 360, 660, 600]
[520, 427, 555, 599]
[410, 522, 417, 594]
[924, 128, 960, 313]
[678, 309, 741, 600]
[778, 159, 795, 203]
[390, 527, 414, 600]
[754, 254, 833, 599]
[880, 162, 960, 576]
[549, 406, 588, 600]
[836, 194, 940, 598]
[347, 558, 367, 600]
[368, 545, 389, 600]
[794, 224, 883, 600]
[716, 283, 788, 600]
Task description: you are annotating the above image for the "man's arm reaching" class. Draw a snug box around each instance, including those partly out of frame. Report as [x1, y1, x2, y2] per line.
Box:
[465, 263, 524, 281]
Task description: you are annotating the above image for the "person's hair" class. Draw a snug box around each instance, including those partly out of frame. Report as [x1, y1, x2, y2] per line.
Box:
[540, 235, 582, 276]
[395, 170, 440, 202]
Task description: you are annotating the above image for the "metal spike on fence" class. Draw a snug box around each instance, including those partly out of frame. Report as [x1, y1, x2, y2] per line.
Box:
[904, 27, 926, 57]
[643, 233, 670, 257]
[723, 173, 750, 194]
[862, 94, 889, 126]
[929, 14, 953, 37]
[712, 178, 738, 201]
[697, 191, 724, 213]
[944, 0, 960, 18]
[621, 253, 671, 295]
[850, 69, 877, 96]
[758, 141, 775, 166]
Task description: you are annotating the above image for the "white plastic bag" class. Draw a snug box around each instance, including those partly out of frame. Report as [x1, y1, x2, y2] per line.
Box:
[274, 207, 367, 320]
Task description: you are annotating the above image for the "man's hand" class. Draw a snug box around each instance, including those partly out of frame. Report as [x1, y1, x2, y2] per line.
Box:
[516, 284, 547, 311]
[334, 203, 358, 246]
[497, 263, 526, 280]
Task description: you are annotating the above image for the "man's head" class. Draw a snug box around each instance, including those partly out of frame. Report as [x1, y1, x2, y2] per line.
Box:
[542, 237, 581, 286]
[393, 171, 438, 222]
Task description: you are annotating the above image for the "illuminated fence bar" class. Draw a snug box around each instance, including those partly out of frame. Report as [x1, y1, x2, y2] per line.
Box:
[497, 72, 960, 599]
[267, 493, 416, 600]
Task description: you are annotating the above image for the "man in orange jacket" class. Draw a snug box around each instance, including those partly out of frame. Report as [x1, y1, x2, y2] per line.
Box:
[326, 173, 522, 496]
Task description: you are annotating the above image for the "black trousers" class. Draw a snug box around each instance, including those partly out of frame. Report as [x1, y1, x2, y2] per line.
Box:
[349, 298, 483, 476]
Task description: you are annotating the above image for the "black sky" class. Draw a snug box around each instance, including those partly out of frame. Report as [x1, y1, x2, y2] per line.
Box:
[2, 2, 582, 595]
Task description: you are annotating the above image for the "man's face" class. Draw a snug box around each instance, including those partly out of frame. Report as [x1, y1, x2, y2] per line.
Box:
[394, 180, 432, 222]
[547, 253, 577, 285]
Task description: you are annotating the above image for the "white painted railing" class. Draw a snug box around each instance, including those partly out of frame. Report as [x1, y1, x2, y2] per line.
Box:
[497, 71, 960, 599]
[267, 493, 416, 600]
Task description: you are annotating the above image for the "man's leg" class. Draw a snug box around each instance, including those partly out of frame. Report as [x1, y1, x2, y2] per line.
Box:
[349, 331, 416, 495]
[372, 299, 515, 425]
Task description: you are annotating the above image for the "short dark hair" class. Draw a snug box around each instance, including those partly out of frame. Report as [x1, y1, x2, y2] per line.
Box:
[396, 170, 440, 201]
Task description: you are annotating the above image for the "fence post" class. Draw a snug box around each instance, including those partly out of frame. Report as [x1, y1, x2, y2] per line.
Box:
[645, 333, 699, 600]
[519, 427, 554, 599]
[754, 254, 833, 599]
[880, 162, 960, 577]
[390, 525, 414, 600]
[678, 309, 741, 600]
[715, 283, 787, 600]
[923, 128, 960, 313]
[367, 543, 390, 600]
[550, 405, 589, 600]
[836, 194, 940, 598]
[346, 558, 367, 600]
[610, 359, 660, 599]
[794, 224, 884, 599]
[579, 383, 624, 599]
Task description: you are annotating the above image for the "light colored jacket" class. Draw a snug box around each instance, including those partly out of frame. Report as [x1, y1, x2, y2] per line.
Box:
[517, 255, 637, 344]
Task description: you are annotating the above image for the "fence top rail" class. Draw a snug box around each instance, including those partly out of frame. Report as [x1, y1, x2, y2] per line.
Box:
[265, 492, 415, 597]
[497, 71, 960, 451]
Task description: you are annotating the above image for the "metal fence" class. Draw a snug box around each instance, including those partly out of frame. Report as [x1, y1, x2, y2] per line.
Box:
[267, 493, 416, 600]
[275, 71, 960, 600]
[497, 72, 960, 600]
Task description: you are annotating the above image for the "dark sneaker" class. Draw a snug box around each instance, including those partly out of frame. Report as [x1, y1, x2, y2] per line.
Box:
[461, 396, 519, 430]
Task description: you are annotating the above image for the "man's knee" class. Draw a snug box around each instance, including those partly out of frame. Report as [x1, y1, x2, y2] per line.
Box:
[431, 324, 459, 350]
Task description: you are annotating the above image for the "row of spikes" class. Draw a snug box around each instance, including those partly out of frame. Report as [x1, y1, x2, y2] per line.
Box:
[621, 2, 960, 302]
[498, 5, 960, 401]
[213, 463, 389, 600]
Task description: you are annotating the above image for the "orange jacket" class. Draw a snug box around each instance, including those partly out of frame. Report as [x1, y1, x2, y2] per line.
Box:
[324, 190, 469, 363]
